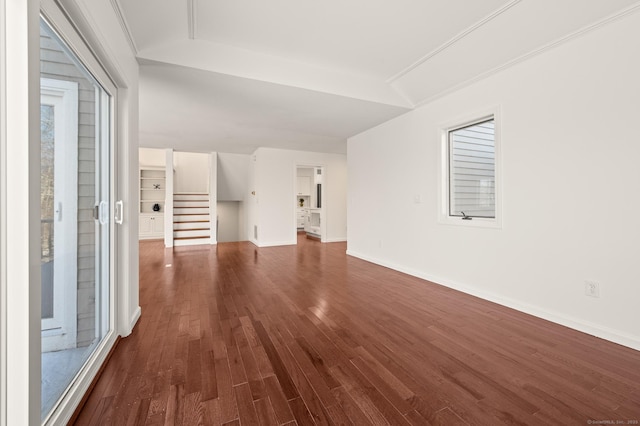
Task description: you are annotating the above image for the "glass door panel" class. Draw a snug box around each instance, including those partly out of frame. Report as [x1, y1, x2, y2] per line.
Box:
[39, 18, 112, 421]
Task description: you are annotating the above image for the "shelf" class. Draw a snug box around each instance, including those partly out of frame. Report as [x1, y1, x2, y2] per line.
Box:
[140, 167, 167, 216]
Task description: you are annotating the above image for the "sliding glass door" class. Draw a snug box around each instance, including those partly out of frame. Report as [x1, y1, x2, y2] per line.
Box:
[39, 17, 114, 421]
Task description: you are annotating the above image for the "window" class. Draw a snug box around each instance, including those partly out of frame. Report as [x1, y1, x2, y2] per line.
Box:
[440, 109, 501, 228]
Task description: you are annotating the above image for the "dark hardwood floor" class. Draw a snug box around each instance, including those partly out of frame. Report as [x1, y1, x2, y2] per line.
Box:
[73, 235, 640, 425]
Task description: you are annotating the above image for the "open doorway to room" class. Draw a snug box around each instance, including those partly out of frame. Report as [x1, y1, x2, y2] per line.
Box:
[217, 153, 250, 243]
[217, 201, 246, 242]
[295, 165, 325, 243]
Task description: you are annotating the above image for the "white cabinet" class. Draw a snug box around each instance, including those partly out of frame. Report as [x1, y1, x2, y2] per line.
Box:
[305, 209, 321, 236]
[296, 208, 308, 228]
[139, 213, 164, 239]
[296, 176, 311, 196]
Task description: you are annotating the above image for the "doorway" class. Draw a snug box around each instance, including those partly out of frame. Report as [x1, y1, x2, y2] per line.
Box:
[217, 201, 246, 242]
[295, 165, 325, 242]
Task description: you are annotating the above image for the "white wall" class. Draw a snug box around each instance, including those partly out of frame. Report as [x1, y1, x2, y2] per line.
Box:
[297, 167, 313, 178]
[218, 153, 249, 201]
[139, 147, 165, 168]
[348, 11, 640, 350]
[174, 151, 209, 193]
[1, 1, 41, 423]
[246, 154, 255, 243]
[217, 201, 246, 242]
[252, 148, 347, 246]
[208, 151, 218, 244]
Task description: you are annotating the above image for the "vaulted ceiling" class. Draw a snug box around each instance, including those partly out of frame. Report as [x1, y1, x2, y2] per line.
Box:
[116, 0, 639, 154]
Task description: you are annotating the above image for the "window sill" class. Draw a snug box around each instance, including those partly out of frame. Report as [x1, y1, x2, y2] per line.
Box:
[438, 215, 502, 229]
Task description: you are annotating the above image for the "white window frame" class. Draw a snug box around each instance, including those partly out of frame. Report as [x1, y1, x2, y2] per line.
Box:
[39, 8, 119, 425]
[438, 106, 502, 229]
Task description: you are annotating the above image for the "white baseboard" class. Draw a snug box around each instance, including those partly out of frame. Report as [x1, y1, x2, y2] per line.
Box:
[129, 306, 141, 335]
[323, 237, 347, 243]
[251, 237, 346, 246]
[257, 240, 296, 248]
[346, 250, 640, 352]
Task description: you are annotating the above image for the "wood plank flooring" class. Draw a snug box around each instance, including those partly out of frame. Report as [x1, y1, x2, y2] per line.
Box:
[73, 235, 640, 425]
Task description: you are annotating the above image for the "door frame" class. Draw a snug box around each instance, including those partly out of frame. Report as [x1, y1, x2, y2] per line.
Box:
[294, 163, 326, 243]
[2, 0, 131, 423]
[39, 4, 119, 425]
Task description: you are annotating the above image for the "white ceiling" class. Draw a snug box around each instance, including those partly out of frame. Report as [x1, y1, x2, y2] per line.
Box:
[117, 0, 640, 154]
[139, 60, 409, 154]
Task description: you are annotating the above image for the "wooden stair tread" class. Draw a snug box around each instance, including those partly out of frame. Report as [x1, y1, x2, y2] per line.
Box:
[174, 220, 210, 224]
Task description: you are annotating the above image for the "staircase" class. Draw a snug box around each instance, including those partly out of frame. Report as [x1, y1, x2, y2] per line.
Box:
[173, 193, 211, 246]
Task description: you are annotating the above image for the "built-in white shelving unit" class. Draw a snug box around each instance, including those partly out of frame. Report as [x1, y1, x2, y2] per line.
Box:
[139, 167, 166, 239]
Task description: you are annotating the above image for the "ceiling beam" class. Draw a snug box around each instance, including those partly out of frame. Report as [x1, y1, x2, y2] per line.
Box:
[187, 0, 196, 40]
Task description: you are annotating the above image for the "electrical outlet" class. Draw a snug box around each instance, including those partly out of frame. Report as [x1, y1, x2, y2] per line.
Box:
[378, 239, 383, 249]
[585, 281, 600, 298]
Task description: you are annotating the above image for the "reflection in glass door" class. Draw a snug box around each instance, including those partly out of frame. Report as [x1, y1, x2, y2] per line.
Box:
[39, 18, 112, 421]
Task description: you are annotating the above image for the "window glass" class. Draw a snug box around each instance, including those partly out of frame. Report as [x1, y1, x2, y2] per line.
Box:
[448, 119, 495, 219]
[40, 17, 112, 421]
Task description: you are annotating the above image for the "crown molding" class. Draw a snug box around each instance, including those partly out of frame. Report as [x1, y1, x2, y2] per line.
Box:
[408, 0, 640, 108]
[110, 0, 138, 55]
[387, 0, 523, 84]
